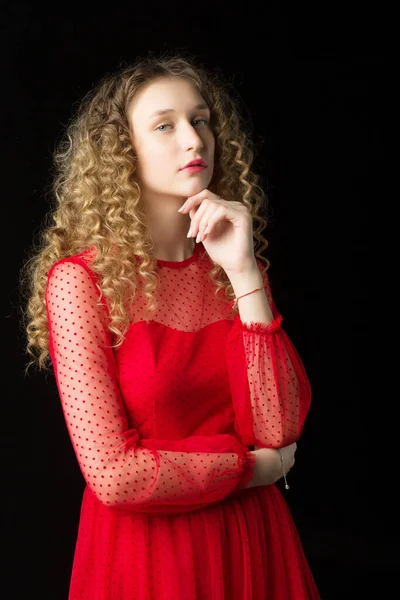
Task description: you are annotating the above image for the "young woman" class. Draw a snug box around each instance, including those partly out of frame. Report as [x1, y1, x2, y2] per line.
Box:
[21, 52, 320, 599]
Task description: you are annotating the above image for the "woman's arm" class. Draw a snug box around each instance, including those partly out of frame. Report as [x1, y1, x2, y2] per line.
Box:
[225, 260, 312, 448]
[46, 259, 255, 515]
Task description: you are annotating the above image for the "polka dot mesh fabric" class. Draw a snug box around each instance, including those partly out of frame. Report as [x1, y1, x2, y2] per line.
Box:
[45, 242, 319, 599]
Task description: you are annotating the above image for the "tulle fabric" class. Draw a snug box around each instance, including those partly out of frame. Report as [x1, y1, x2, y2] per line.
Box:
[45, 242, 319, 598]
[69, 484, 318, 600]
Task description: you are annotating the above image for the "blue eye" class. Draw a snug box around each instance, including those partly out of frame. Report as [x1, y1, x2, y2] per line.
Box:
[155, 119, 209, 132]
[193, 119, 208, 126]
[155, 124, 171, 131]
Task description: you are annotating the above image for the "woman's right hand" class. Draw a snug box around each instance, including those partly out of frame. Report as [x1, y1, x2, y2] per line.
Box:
[245, 442, 297, 489]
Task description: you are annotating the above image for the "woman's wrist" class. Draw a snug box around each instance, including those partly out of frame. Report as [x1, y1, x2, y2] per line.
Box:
[245, 448, 283, 489]
[245, 450, 261, 489]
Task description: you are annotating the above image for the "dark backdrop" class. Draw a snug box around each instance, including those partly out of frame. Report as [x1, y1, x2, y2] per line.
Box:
[2, 3, 390, 599]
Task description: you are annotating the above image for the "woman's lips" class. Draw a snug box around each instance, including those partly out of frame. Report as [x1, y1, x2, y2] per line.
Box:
[182, 165, 206, 173]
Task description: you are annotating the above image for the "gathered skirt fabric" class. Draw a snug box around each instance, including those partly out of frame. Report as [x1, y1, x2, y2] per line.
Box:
[68, 483, 320, 599]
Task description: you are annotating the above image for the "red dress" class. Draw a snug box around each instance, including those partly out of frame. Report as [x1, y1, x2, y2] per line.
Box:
[46, 241, 320, 599]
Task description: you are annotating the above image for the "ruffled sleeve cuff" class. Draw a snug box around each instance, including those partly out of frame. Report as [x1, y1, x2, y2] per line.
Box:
[239, 313, 283, 334]
[231, 449, 257, 498]
[227, 313, 283, 342]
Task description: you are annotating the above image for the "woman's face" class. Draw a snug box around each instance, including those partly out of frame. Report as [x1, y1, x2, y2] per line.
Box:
[128, 77, 215, 201]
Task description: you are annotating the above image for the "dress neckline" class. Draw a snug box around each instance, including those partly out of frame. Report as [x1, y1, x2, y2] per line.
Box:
[156, 241, 204, 269]
[80, 242, 205, 270]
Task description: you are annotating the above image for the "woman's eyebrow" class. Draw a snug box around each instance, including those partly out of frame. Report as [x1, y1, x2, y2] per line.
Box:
[148, 103, 209, 119]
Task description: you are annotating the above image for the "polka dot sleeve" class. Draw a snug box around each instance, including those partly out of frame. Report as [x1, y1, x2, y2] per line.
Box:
[225, 261, 312, 448]
[45, 260, 255, 514]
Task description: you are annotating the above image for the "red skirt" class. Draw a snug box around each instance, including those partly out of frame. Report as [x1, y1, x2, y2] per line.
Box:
[68, 483, 320, 599]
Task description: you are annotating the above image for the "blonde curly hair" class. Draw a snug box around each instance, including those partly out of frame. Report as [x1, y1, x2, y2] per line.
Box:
[19, 50, 271, 373]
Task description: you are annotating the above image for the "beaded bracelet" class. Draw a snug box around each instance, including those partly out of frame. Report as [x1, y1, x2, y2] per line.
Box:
[278, 449, 290, 490]
[231, 282, 267, 310]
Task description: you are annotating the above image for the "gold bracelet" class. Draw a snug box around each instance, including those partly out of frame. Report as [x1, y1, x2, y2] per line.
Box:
[277, 449, 290, 490]
[231, 283, 267, 309]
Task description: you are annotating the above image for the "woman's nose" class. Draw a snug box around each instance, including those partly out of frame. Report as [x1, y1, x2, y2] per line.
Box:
[182, 124, 204, 151]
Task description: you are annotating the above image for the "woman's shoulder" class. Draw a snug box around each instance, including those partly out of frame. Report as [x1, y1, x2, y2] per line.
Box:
[47, 247, 97, 282]
[45, 247, 112, 320]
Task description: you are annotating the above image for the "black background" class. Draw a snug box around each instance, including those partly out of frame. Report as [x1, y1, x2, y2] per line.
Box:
[2, 2, 391, 599]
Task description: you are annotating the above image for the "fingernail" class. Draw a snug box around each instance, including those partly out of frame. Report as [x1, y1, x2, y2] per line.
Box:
[187, 228, 192, 238]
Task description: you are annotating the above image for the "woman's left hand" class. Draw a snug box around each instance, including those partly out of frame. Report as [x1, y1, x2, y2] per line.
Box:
[178, 189, 256, 273]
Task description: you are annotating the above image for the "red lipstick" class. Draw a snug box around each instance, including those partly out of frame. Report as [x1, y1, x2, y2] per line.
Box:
[180, 158, 207, 170]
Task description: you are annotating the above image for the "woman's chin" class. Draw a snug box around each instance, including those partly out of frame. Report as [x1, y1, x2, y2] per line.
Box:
[181, 179, 210, 197]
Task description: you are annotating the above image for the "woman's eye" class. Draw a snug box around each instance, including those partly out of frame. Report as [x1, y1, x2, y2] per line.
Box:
[193, 119, 208, 126]
[155, 124, 171, 131]
[155, 119, 209, 132]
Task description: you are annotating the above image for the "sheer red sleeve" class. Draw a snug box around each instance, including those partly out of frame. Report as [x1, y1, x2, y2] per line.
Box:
[45, 260, 255, 514]
[225, 260, 312, 448]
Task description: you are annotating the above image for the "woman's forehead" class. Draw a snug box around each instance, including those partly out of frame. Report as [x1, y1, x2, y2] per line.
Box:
[130, 77, 207, 119]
